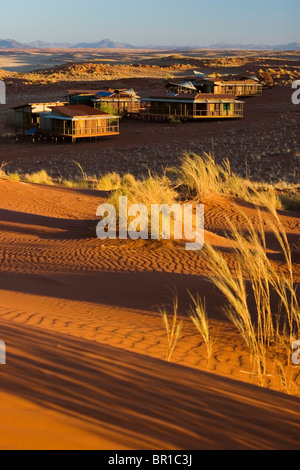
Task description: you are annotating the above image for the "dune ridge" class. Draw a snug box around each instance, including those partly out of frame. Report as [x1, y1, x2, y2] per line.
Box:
[0, 178, 299, 449]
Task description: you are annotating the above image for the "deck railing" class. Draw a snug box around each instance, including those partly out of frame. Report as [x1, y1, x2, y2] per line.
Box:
[48, 124, 119, 137]
[144, 108, 243, 118]
[193, 109, 243, 117]
[237, 88, 262, 96]
[221, 86, 263, 96]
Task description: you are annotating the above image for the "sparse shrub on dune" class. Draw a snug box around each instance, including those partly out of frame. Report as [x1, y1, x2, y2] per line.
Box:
[0, 162, 8, 179]
[7, 172, 21, 182]
[62, 178, 90, 189]
[172, 152, 230, 200]
[107, 171, 178, 237]
[61, 162, 122, 191]
[0, 155, 298, 214]
[23, 170, 54, 186]
[278, 193, 300, 212]
[196, 202, 299, 390]
[96, 172, 122, 191]
[173, 152, 283, 210]
[121, 173, 136, 188]
[0, 163, 48, 185]
[62, 161, 96, 189]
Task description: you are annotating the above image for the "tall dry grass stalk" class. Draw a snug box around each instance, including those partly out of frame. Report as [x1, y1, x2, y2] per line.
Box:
[274, 356, 300, 395]
[172, 152, 231, 200]
[23, 170, 54, 186]
[173, 152, 283, 210]
[108, 171, 177, 209]
[108, 171, 178, 238]
[96, 172, 122, 191]
[161, 297, 183, 362]
[201, 199, 299, 387]
[0, 161, 9, 179]
[188, 294, 214, 367]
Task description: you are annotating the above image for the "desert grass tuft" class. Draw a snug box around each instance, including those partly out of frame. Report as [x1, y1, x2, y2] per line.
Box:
[23, 170, 54, 186]
[200, 202, 299, 388]
[0, 162, 10, 179]
[7, 172, 21, 182]
[188, 294, 214, 367]
[96, 172, 122, 191]
[107, 171, 178, 238]
[172, 152, 282, 210]
[279, 193, 300, 211]
[161, 297, 183, 362]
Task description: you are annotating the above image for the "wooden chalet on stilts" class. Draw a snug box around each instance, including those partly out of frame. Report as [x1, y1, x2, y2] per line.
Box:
[142, 93, 244, 121]
[166, 80, 198, 94]
[166, 74, 262, 97]
[39, 105, 120, 142]
[66, 89, 141, 116]
[13, 102, 67, 136]
[193, 77, 262, 97]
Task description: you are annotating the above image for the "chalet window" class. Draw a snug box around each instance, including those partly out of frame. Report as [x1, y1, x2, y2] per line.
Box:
[196, 104, 207, 110]
[223, 103, 231, 111]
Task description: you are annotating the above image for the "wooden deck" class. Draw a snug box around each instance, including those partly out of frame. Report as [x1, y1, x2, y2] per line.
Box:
[47, 124, 120, 138]
[41, 115, 120, 140]
[140, 105, 244, 120]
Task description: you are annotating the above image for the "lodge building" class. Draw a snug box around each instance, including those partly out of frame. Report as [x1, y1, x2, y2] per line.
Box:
[142, 93, 244, 121]
[66, 88, 141, 115]
[39, 105, 120, 141]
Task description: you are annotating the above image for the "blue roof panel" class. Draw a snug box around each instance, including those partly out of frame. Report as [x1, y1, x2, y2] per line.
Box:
[95, 91, 114, 97]
[27, 127, 37, 135]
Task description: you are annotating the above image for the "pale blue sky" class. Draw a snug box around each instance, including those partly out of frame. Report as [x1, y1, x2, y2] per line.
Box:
[0, 0, 299, 46]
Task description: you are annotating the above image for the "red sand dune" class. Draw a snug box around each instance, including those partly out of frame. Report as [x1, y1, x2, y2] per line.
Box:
[0, 179, 299, 449]
[2, 319, 300, 450]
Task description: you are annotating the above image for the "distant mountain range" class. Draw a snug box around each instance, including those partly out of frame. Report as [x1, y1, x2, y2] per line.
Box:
[0, 38, 299, 50]
[209, 42, 300, 50]
[27, 39, 136, 49]
[0, 38, 139, 49]
[0, 38, 28, 49]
